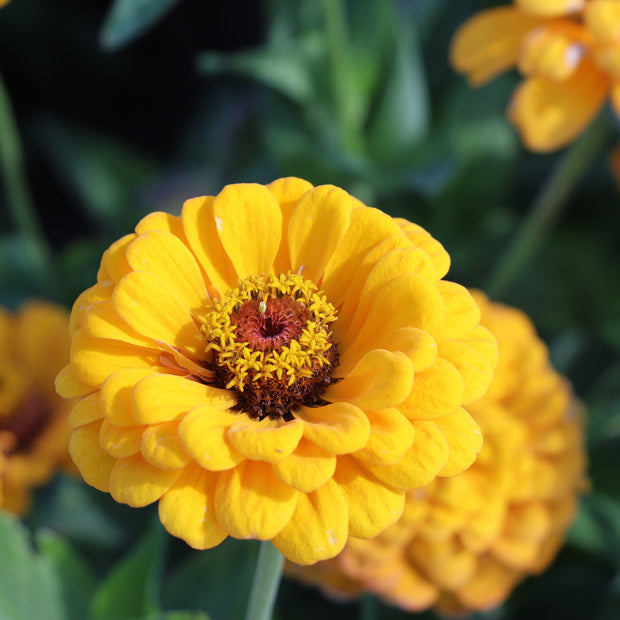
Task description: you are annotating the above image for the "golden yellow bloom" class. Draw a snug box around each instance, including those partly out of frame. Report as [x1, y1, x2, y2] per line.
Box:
[57, 178, 497, 565]
[0, 301, 74, 514]
[451, 0, 619, 152]
[290, 292, 586, 608]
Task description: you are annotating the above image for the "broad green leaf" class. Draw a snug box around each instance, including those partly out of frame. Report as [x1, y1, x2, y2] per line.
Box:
[366, 17, 429, 163]
[0, 512, 64, 620]
[92, 518, 167, 620]
[100, 0, 182, 50]
[36, 530, 96, 620]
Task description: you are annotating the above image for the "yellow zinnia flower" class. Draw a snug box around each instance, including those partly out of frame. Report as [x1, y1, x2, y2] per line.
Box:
[451, 0, 619, 152]
[0, 301, 74, 514]
[289, 292, 586, 607]
[56, 178, 497, 565]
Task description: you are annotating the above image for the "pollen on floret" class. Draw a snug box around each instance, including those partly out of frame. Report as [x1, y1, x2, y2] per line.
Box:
[200, 272, 339, 420]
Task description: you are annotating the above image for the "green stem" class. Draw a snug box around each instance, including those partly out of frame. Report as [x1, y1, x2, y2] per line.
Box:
[487, 112, 611, 297]
[360, 594, 380, 620]
[0, 70, 49, 262]
[244, 541, 285, 620]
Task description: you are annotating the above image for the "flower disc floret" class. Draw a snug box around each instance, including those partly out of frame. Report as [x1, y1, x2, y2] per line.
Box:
[57, 178, 498, 565]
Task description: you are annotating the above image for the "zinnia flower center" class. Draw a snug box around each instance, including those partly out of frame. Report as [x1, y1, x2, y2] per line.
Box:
[200, 272, 339, 421]
[0, 365, 51, 454]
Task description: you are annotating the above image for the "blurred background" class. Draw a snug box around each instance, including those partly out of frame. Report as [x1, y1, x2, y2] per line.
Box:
[1, 1, 620, 619]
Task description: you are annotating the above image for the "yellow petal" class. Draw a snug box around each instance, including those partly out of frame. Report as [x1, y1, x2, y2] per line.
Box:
[363, 420, 449, 490]
[267, 177, 314, 274]
[396, 219, 451, 279]
[135, 211, 187, 243]
[492, 535, 540, 569]
[100, 368, 156, 427]
[97, 234, 135, 283]
[214, 461, 298, 539]
[126, 231, 208, 313]
[212, 183, 282, 278]
[55, 364, 95, 399]
[343, 273, 445, 358]
[435, 408, 483, 478]
[227, 417, 303, 464]
[177, 406, 245, 471]
[434, 281, 481, 339]
[459, 324, 499, 372]
[82, 300, 154, 347]
[69, 282, 113, 335]
[334, 455, 404, 538]
[354, 408, 415, 466]
[288, 185, 354, 281]
[508, 59, 609, 152]
[141, 422, 192, 470]
[182, 196, 237, 295]
[71, 330, 160, 388]
[342, 247, 440, 343]
[586, 1, 620, 44]
[132, 374, 236, 424]
[333, 234, 415, 329]
[297, 402, 370, 455]
[322, 206, 403, 309]
[99, 419, 144, 458]
[272, 438, 336, 492]
[69, 393, 103, 429]
[272, 478, 348, 564]
[131, 374, 236, 424]
[455, 557, 518, 611]
[112, 271, 204, 355]
[370, 327, 438, 374]
[437, 338, 494, 404]
[109, 453, 181, 507]
[450, 7, 545, 86]
[328, 349, 414, 409]
[516, 0, 584, 17]
[69, 421, 115, 492]
[158, 464, 227, 549]
[398, 357, 465, 420]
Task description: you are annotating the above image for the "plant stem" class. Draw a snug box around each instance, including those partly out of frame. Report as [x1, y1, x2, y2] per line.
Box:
[0, 70, 49, 262]
[487, 112, 611, 298]
[244, 541, 285, 620]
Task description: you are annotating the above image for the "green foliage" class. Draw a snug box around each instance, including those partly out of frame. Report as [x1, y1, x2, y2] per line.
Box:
[100, 0, 183, 50]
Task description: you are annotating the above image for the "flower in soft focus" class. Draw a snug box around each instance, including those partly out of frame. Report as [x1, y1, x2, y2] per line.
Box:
[451, 0, 620, 152]
[56, 178, 497, 565]
[0, 0, 10, 8]
[0, 301, 74, 514]
[290, 292, 586, 609]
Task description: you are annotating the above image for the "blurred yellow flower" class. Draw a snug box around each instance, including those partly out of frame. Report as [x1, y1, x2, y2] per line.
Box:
[290, 293, 586, 609]
[0, 0, 10, 8]
[451, 0, 619, 152]
[0, 301, 74, 514]
[57, 178, 498, 565]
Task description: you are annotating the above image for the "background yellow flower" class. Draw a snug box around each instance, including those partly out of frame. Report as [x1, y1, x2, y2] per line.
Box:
[451, 0, 619, 151]
[289, 292, 586, 611]
[0, 301, 74, 515]
[57, 178, 498, 565]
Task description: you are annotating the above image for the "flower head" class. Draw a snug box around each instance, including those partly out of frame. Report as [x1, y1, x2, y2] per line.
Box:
[451, 0, 619, 151]
[0, 301, 74, 514]
[57, 178, 497, 565]
[291, 292, 586, 609]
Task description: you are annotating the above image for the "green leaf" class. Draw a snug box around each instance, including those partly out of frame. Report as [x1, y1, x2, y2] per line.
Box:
[366, 15, 429, 163]
[0, 512, 64, 620]
[100, 0, 182, 50]
[162, 538, 259, 620]
[567, 493, 620, 567]
[36, 530, 97, 620]
[91, 518, 167, 620]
